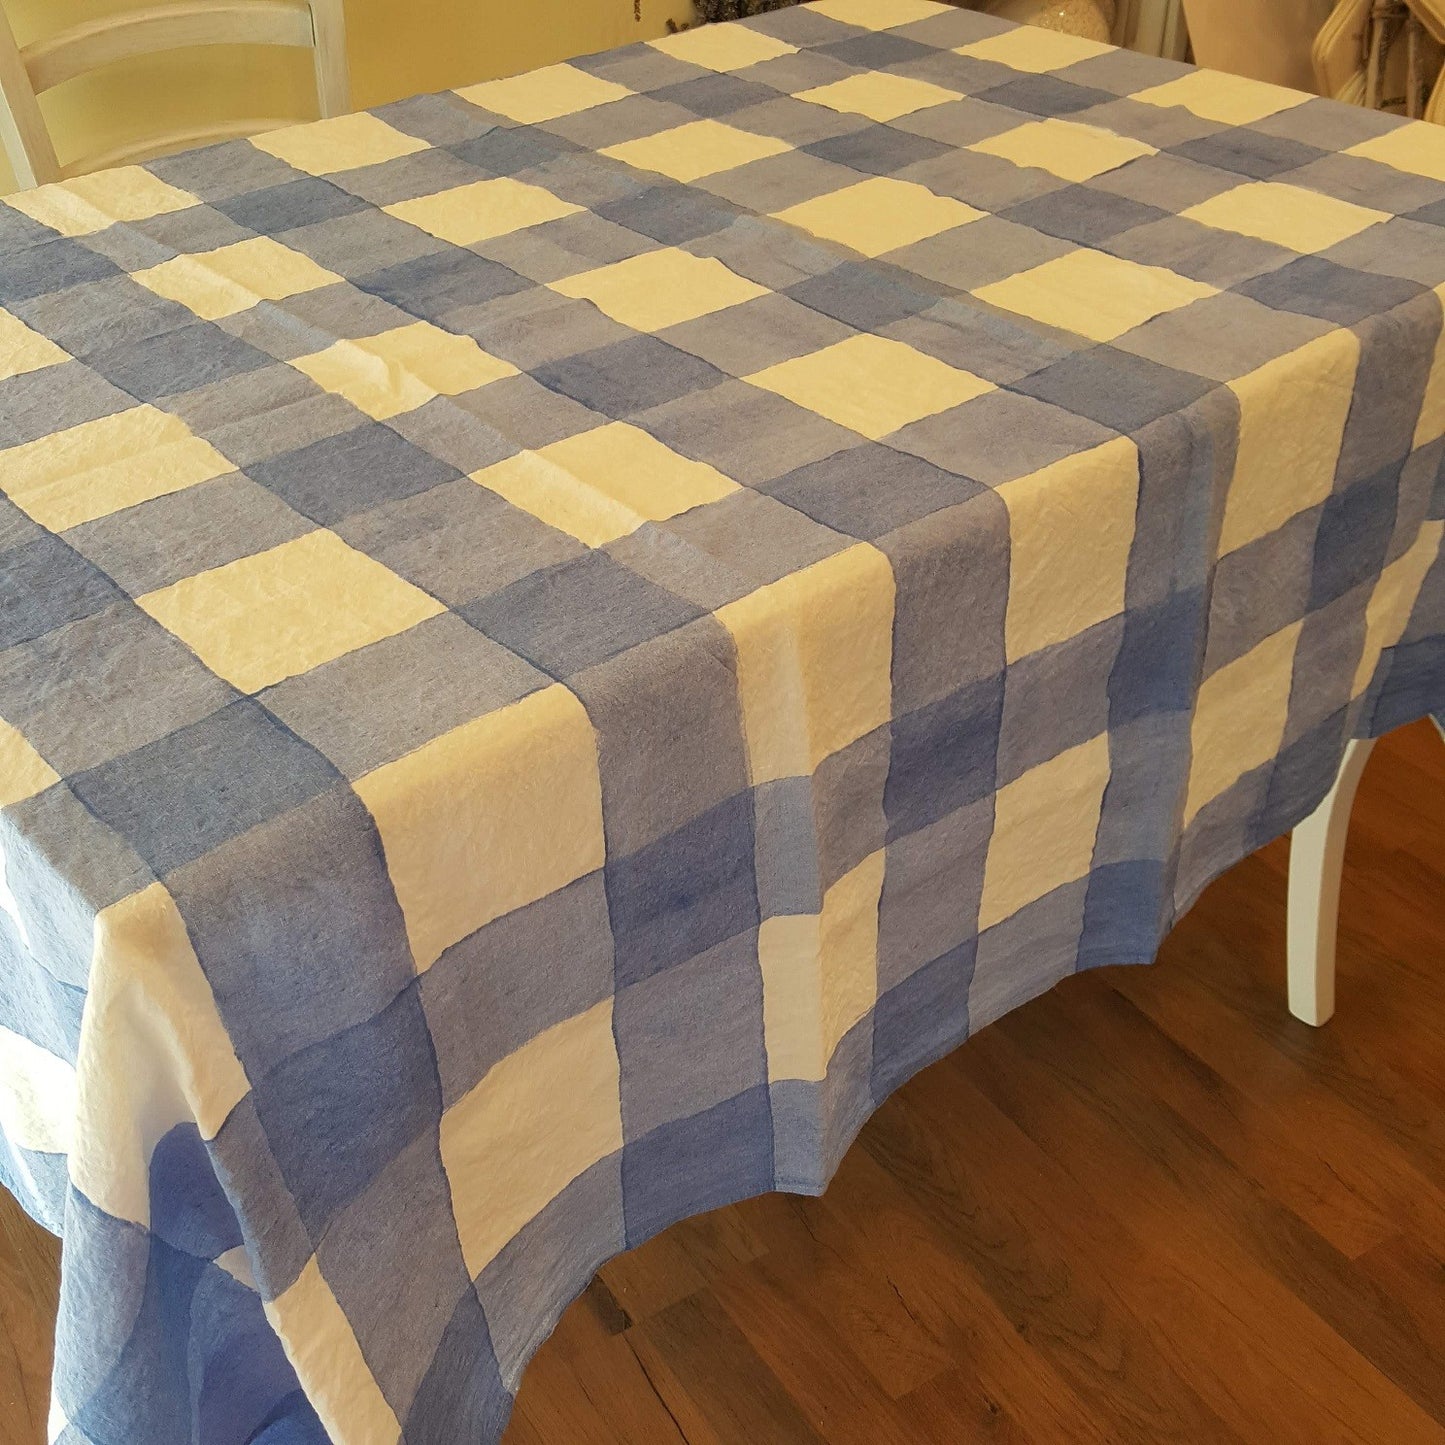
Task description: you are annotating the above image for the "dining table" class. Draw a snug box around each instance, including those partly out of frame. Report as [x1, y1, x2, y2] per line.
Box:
[1, 1, 1443, 1441]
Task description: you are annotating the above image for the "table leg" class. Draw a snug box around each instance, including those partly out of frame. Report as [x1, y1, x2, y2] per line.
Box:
[1286, 737, 1378, 1026]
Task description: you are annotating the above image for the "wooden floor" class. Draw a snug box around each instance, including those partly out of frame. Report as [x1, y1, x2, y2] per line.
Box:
[3, 720, 1442, 1445]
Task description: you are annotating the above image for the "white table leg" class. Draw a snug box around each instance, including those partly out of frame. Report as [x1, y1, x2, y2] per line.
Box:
[1287, 737, 1378, 1027]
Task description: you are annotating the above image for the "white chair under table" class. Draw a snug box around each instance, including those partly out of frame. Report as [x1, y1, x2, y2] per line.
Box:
[1288, 714, 1445, 1025]
[0, 0, 349, 187]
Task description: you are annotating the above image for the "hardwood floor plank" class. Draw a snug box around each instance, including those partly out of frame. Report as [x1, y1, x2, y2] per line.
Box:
[965, 999, 1445, 1441]
[0, 1192, 55, 1445]
[870, 1076, 1247, 1444]
[628, 1291, 829, 1445]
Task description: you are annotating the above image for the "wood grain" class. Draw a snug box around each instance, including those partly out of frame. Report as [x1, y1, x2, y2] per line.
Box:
[1, 719, 1441, 1443]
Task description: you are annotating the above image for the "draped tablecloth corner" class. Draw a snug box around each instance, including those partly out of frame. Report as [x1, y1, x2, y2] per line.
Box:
[1, 1, 1443, 1441]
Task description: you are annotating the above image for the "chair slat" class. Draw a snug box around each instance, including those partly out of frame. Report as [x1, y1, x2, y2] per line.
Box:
[26, 1, 316, 94]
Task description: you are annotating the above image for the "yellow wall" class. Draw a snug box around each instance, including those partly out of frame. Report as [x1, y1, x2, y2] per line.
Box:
[1, 0, 696, 194]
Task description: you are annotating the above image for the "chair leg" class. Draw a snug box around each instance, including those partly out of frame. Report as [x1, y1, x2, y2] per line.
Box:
[1286, 737, 1378, 1026]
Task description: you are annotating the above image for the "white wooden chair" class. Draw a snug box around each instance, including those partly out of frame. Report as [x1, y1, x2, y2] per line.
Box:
[1288, 715, 1445, 1025]
[0, 0, 349, 189]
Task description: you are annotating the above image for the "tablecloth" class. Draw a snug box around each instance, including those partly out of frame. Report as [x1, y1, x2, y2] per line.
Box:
[1, 2, 1443, 1440]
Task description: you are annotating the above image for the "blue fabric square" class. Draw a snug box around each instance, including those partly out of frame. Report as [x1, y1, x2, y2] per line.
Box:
[250, 422, 462, 525]
[1109, 588, 1205, 726]
[804, 123, 952, 176]
[0, 237, 119, 303]
[651, 74, 778, 118]
[450, 126, 580, 178]
[215, 178, 367, 235]
[0, 939, 84, 1070]
[1012, 347, 1213, 434]
[60, 1193, 309, 1445]
[595, 185, 741, 244]
[209, 1098, 314, 1300]
[252, 986, 442, 1239]
[356, 248, 531, 325]
[1170, 128, 1327, 180]
[977, 75, 1119, 117]
[885, 673, 1004, 841]
[766, 442, 981, 538]
[614, 932, 767, 1139]
[1003, 184, 1171, 246]
[69, 699, 333, 877]
[534, 335, 728, 418]
[404, 1285, 508, 1443]
[461, 551, 704, 676]
[319, 1133, 478, 1419]
[1236, 256, 1422, 326]
[788, 262, 936, 330]
[1078, 858, 1170, 970]
[870, 936, 975, 1101]
[168, 783, 418, 1079]
[818, 32, 938, 69]
[607, 789, 759, 988]
[84, 322, 270, 401]
[0, 534, 122, 650]
[149, 1124, 244, 1262]
[1309, 464, 1400, 610]
[621, 1085, 773, 1247]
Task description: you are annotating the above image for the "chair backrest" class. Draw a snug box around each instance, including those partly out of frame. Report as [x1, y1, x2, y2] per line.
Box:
[0, 0, 349, 189]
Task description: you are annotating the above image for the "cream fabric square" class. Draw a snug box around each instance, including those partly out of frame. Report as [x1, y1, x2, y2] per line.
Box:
[1184, 622, 1302, 824]
[473, 422, 737, 547]
[71, 884, 250, 1227]
[716, 543, 895, 784]
[385, 176, 582, 246]
[975, 249, 1215, 342]
[1346, 121, 1445, 182]
[7, 168, 198, 237]
[747, 333, 993, 439]
[354, 685, 605, 971]
[999, 436, 1140, 663]
[601, 119, 791, 182]
[1132, 70, 1309, 126]
[2, 406, 232, 531]
[649, 24, 797, 71]
[1219, 329, 1359, 555]
[137, 531, 444, 693]
[252, 112, 428, 175]
[760, 850, 886, 1083]
[774, 176, 983, 257]
[0, 309, 68, 380]
[458, 64, 632, 124]
[799, 72, 960, 123]
[979, 732, 1113, 931]
[0, 719, 58, 808]
[291, 323, 516, 420]
[810, 0, 952, 25]
[1352, 522, 1443, 697]
[133, 237, 340, 321]
[441, 1000, 623, 1278]
[550, 247, 768, 332]
[956, 27, 1115, 73]
[265, 1258, 401, 1445]
[969, 117, 1154, 183]
[1182, 181, 1389, 254]
[0, 1025, 74, 1157]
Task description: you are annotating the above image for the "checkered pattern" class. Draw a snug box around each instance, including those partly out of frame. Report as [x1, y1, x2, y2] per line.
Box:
[2, 3, 1443, 1441]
